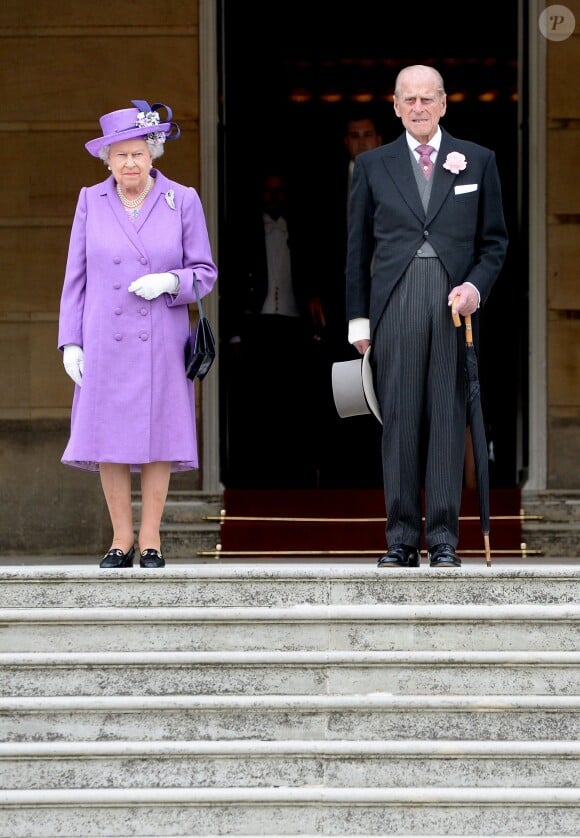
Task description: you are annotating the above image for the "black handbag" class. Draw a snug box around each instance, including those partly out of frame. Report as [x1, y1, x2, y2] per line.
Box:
[185, 279, 216, 381]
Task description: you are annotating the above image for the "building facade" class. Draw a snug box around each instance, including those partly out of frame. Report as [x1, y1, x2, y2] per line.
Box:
[0, 0, 577, 554]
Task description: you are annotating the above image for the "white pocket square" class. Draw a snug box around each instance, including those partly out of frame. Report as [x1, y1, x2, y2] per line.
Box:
[454, 183, 478, 195]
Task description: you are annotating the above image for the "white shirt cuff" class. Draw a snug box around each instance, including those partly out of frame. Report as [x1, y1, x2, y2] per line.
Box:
[348, 317, 370, 344]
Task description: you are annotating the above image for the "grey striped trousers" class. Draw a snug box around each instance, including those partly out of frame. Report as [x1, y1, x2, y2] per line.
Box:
[372, 257, 466, 551]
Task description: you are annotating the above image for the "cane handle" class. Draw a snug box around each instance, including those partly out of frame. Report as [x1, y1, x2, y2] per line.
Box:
[451, 296, 475, 346]
[451, 295, 462, 328]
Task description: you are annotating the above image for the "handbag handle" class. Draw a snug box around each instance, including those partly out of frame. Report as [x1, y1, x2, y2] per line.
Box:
[192, 276, 205, 319]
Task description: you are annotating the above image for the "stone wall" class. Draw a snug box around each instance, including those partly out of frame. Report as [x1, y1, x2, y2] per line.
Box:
[0, 2, 203, 553]
[547, 27, 580, 486]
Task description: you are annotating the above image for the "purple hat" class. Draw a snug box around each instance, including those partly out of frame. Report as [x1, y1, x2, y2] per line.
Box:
[85, 99, 181, 157]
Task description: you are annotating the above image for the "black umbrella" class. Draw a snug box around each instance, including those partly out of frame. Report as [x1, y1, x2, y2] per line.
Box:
[452, 307, 491, 566]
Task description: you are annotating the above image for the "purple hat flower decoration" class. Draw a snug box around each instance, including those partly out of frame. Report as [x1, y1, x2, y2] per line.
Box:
[85, 99, 181, 157]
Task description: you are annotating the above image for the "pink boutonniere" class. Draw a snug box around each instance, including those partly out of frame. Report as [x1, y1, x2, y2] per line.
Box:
[443, 151, 467, 174]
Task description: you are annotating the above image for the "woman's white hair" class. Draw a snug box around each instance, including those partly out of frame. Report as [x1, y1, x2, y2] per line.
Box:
[99, 139, 165, 166]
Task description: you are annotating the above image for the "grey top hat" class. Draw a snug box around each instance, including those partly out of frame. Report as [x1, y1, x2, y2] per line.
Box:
[331, 346, 382, 423]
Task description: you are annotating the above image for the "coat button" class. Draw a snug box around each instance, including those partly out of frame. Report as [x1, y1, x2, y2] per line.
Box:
[113, 282, 121, 290]
[114, 334, 122, 341]
[114, 308, 122, 316]
[140, 308, 148, 316]
[113, 257, 121, 264]
[139, 332, 149, 341]
[139, 257, 147, 265]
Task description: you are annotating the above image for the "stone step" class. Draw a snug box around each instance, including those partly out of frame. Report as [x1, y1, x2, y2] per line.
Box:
[3, 603, 580, 653]
[3, 694, 580, 743]
[3, 564, 580, 836]
[132, 492, 222, 557]
[3, 565, 580, 608]
[3, 650, 580, 697]
[522, 490, 580, 558]
[159, 523, 221, 557]
[520, 522, 580, 559]
[2, 739, 579, 790]
[1, 786, 580, 837]
[144, 493, 223, 525]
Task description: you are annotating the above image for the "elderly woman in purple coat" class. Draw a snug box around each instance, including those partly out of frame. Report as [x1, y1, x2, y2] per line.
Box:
[58, 100, 218, 569]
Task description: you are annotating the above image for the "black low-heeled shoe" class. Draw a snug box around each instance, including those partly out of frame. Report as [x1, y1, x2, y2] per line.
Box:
[99, 546, 135, 569]
[140, 548, 165, 568]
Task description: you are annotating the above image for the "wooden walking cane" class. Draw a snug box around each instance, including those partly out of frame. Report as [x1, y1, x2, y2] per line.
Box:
[452, 300, 492, 566]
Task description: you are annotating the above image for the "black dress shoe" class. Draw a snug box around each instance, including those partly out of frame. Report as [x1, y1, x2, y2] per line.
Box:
[140, 548, 165, 568]
[377, 544, 420, 568]
[99, 546, 135, 568]
[429, 543, 461, 567]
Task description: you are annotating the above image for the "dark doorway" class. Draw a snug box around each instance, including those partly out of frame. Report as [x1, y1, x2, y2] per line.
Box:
[217, 0, 524, 490]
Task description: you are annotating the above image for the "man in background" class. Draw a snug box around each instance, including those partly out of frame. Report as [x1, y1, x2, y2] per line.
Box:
[326, 107, 383, 362]
[223, 168, 324, 487]
[318, 107, 384, 487]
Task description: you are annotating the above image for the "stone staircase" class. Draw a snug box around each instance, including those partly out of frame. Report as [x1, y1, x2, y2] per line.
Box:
[5, 487, 576, 566]
[143, 490, 223, 558]
[522, 490, 580, 559]
[136, 488, 580, 563]
[1, 563, 580, 836]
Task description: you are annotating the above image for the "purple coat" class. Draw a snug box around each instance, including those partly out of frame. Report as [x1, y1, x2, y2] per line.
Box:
[58, 169, 218, 472]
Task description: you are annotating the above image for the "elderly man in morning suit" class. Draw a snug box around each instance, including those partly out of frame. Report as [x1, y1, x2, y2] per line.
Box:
[346, 65, 508, 568]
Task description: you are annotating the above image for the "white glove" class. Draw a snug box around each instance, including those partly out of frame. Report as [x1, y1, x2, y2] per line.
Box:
[128, 272, 179, 300]
[63, 344, 84, 387]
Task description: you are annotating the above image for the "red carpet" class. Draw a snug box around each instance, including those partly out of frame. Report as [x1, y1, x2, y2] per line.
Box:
[218, 488, 523, 558]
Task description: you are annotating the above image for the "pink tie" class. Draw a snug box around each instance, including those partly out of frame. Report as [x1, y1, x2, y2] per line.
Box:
[416, 144, 435, 180]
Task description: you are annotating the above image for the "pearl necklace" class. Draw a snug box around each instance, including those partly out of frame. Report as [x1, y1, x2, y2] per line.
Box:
[116, 176, 153, 209]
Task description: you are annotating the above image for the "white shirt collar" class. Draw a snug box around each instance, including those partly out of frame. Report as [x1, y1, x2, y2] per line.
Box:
[406, 127, 442, 156]
[263, 212, 288, 233]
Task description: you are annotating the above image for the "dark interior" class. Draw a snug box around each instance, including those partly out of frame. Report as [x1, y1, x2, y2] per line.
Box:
[218, 0, 525, 490]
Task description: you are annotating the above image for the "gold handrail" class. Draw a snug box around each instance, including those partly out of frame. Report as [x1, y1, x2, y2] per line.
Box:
[199, 545, 543, 559]
[205, 513, 543, 524]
